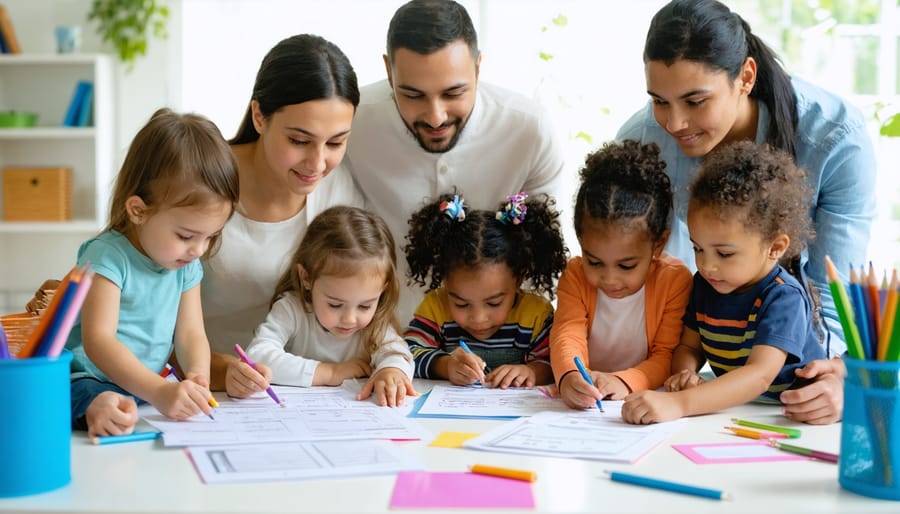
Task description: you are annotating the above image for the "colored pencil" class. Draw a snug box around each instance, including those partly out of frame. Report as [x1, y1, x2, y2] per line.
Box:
[91, 431, 161, 445]
[730, 418, 801, 438]
[604, 470, 730, 501]
[164, 364, 216, 420]
[878, 270, 898, 361]
[867, 262, 882, 336]
[724, 426, 788, 440]
[470, 464, 537, 482]
[886, 282, 900, 362]
[824, 256, 865, 360]
[849, 265, 873, 359]
[0, 324, 9, 360]
[234, 343, 285, 407]
[458, 340, 488, 374]
[574, 356, 603, 412]
[769, 439, 838, 463]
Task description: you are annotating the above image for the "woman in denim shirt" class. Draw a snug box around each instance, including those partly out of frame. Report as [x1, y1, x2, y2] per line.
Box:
[617, 0, 876, 425]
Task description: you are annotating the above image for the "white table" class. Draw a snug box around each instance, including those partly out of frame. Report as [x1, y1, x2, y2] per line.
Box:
[0, 380, 896, 513]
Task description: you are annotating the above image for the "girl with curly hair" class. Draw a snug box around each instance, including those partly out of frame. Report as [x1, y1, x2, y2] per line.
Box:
[404, 191, 568, 388]
[551, 140, 692, 409]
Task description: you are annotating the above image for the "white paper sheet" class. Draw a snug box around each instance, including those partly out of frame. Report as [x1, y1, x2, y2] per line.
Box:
[416, 384, 570, 418]
[463, 401, 685, 463]
[144, 386, 432, 446]
[186, 439, 425, 484]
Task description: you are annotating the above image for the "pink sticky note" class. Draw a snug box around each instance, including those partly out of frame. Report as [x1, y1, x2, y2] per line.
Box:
[389, 471, 535, 509]
[673, 441, 810, 464]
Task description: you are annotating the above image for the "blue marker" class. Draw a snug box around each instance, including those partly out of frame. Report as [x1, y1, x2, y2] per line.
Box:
[574, 356, 603, 412]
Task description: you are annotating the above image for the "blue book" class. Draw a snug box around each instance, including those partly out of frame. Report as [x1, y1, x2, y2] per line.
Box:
[76, 82, 93, 127]
[62, 81, 90, 127]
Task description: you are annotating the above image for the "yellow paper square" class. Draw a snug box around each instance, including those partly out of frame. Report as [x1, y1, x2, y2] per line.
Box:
[429, 431, 480, 448]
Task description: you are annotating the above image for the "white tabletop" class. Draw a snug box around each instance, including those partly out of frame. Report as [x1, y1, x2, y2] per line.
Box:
[0, 380, 895, 513]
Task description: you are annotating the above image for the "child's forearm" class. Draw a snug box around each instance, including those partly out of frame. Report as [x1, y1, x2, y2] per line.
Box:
[527, 361, 554, 385]
[174, 337, 212, 383]
[673, 363, 779, 417]
[85, 335, 168, 403]
[670, 344, 705, 374]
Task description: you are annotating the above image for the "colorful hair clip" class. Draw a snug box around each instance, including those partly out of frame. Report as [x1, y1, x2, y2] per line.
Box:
[496, 192, 528, 225]
[440, 194, 466, 221]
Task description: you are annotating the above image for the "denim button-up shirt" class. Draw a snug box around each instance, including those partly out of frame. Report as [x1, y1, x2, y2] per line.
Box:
[617, 78, 877, 356]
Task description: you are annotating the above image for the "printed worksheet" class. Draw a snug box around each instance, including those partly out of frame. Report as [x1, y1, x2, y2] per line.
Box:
[414, 384, 570, 418]
[186, 439, 425, 484]
[463, 402, 685, 463]
[144, 387, 432, 446]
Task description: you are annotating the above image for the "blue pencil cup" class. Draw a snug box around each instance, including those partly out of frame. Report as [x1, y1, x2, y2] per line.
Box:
[840, 357, 900, 501]
[0, 352, 72, 497]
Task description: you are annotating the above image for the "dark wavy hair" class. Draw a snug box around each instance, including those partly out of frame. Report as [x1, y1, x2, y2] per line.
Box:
[230, 34, 359, 144]
[644, 0, 798, 157]
[405, 190, 568, 299]
[574, 140, 672, 243]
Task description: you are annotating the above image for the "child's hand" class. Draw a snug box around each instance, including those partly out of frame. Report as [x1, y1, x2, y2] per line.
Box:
[358, 367, 417, 407]
[85, 391, 138, 438]
[485, 364, 535, 389]
[153, 380, 213, 420]
[225, 359, 272, 398]
[622, 390, 684, 424]
[447, 348, 486, 385]
[664, 369, 704, 392]
[592, 371, 630, 400]
[319, 358, 372, 386]
[559, 371, 604, 410]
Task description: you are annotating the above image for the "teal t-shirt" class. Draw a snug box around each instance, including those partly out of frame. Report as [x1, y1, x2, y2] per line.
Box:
[66, 230, 203, 381]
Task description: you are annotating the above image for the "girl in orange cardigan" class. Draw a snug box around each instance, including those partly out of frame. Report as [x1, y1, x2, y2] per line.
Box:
[550, 140, 692, 409]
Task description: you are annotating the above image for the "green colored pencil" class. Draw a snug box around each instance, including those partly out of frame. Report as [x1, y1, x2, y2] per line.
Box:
[825, 256, 866, 360]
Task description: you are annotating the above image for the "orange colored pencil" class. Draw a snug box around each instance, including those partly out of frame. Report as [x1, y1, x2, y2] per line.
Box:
[724, 426, 788, 440]
[879, 270, 898, 361]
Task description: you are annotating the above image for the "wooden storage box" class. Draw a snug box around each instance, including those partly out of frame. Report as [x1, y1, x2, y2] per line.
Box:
[2, 167, 72, 221]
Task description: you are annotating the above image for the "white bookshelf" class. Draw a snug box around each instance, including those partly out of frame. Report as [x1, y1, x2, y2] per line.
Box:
[0, 54, 114, 313]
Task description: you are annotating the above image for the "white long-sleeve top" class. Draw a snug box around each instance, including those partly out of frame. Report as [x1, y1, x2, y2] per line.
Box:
[245, 293, 413, 387]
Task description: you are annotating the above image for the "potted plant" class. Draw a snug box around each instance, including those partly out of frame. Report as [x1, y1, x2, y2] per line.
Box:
[87, 0, 169, 69]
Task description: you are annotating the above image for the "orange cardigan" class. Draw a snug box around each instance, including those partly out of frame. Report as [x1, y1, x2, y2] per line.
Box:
[549, 254, 692, 392]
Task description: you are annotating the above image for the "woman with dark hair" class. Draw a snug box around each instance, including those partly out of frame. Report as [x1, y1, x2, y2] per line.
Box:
[617, 0, 877, 425]
[203, 34, 364, 397]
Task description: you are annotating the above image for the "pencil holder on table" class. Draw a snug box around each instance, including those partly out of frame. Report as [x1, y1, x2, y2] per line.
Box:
[840, 357, 900, 501]
[0, 351, 72, 497]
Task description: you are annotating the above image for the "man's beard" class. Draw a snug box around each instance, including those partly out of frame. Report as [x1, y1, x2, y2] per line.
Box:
[409, 118, 465, 153]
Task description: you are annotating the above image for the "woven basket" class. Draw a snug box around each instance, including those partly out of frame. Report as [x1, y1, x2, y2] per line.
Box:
[1, 312, 42, 357]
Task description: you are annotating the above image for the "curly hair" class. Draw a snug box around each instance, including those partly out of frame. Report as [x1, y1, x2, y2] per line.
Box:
[690, 140, 813, 260]
[574, 140, 672, 242]
[404, 191, 568, 299]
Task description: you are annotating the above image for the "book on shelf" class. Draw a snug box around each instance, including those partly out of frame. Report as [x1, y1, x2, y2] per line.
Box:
[62, 81, 93, 127]
[0, 4, 20, 54]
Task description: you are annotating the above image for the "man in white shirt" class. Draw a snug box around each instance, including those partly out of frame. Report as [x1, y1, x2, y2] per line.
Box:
[343, 0, 566, 323]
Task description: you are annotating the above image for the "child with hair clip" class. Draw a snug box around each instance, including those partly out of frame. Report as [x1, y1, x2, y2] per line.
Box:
[245, 206, 416, 407]
[65, 108, 239, 437]
[622, 141, 828, 424]
[404, 191, 568, 388]
[551, 140, 693, 409]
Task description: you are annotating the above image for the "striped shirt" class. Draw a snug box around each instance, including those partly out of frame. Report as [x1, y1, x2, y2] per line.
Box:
[404, 289, 553, 379]
[684, 266, 826, 401]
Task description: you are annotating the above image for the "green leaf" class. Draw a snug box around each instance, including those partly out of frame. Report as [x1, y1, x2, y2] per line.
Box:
[880, 113, 900, 138]
[551, 15, 568, 27]
[574, 131, 593, 145]
[538, 51, 554, 62]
